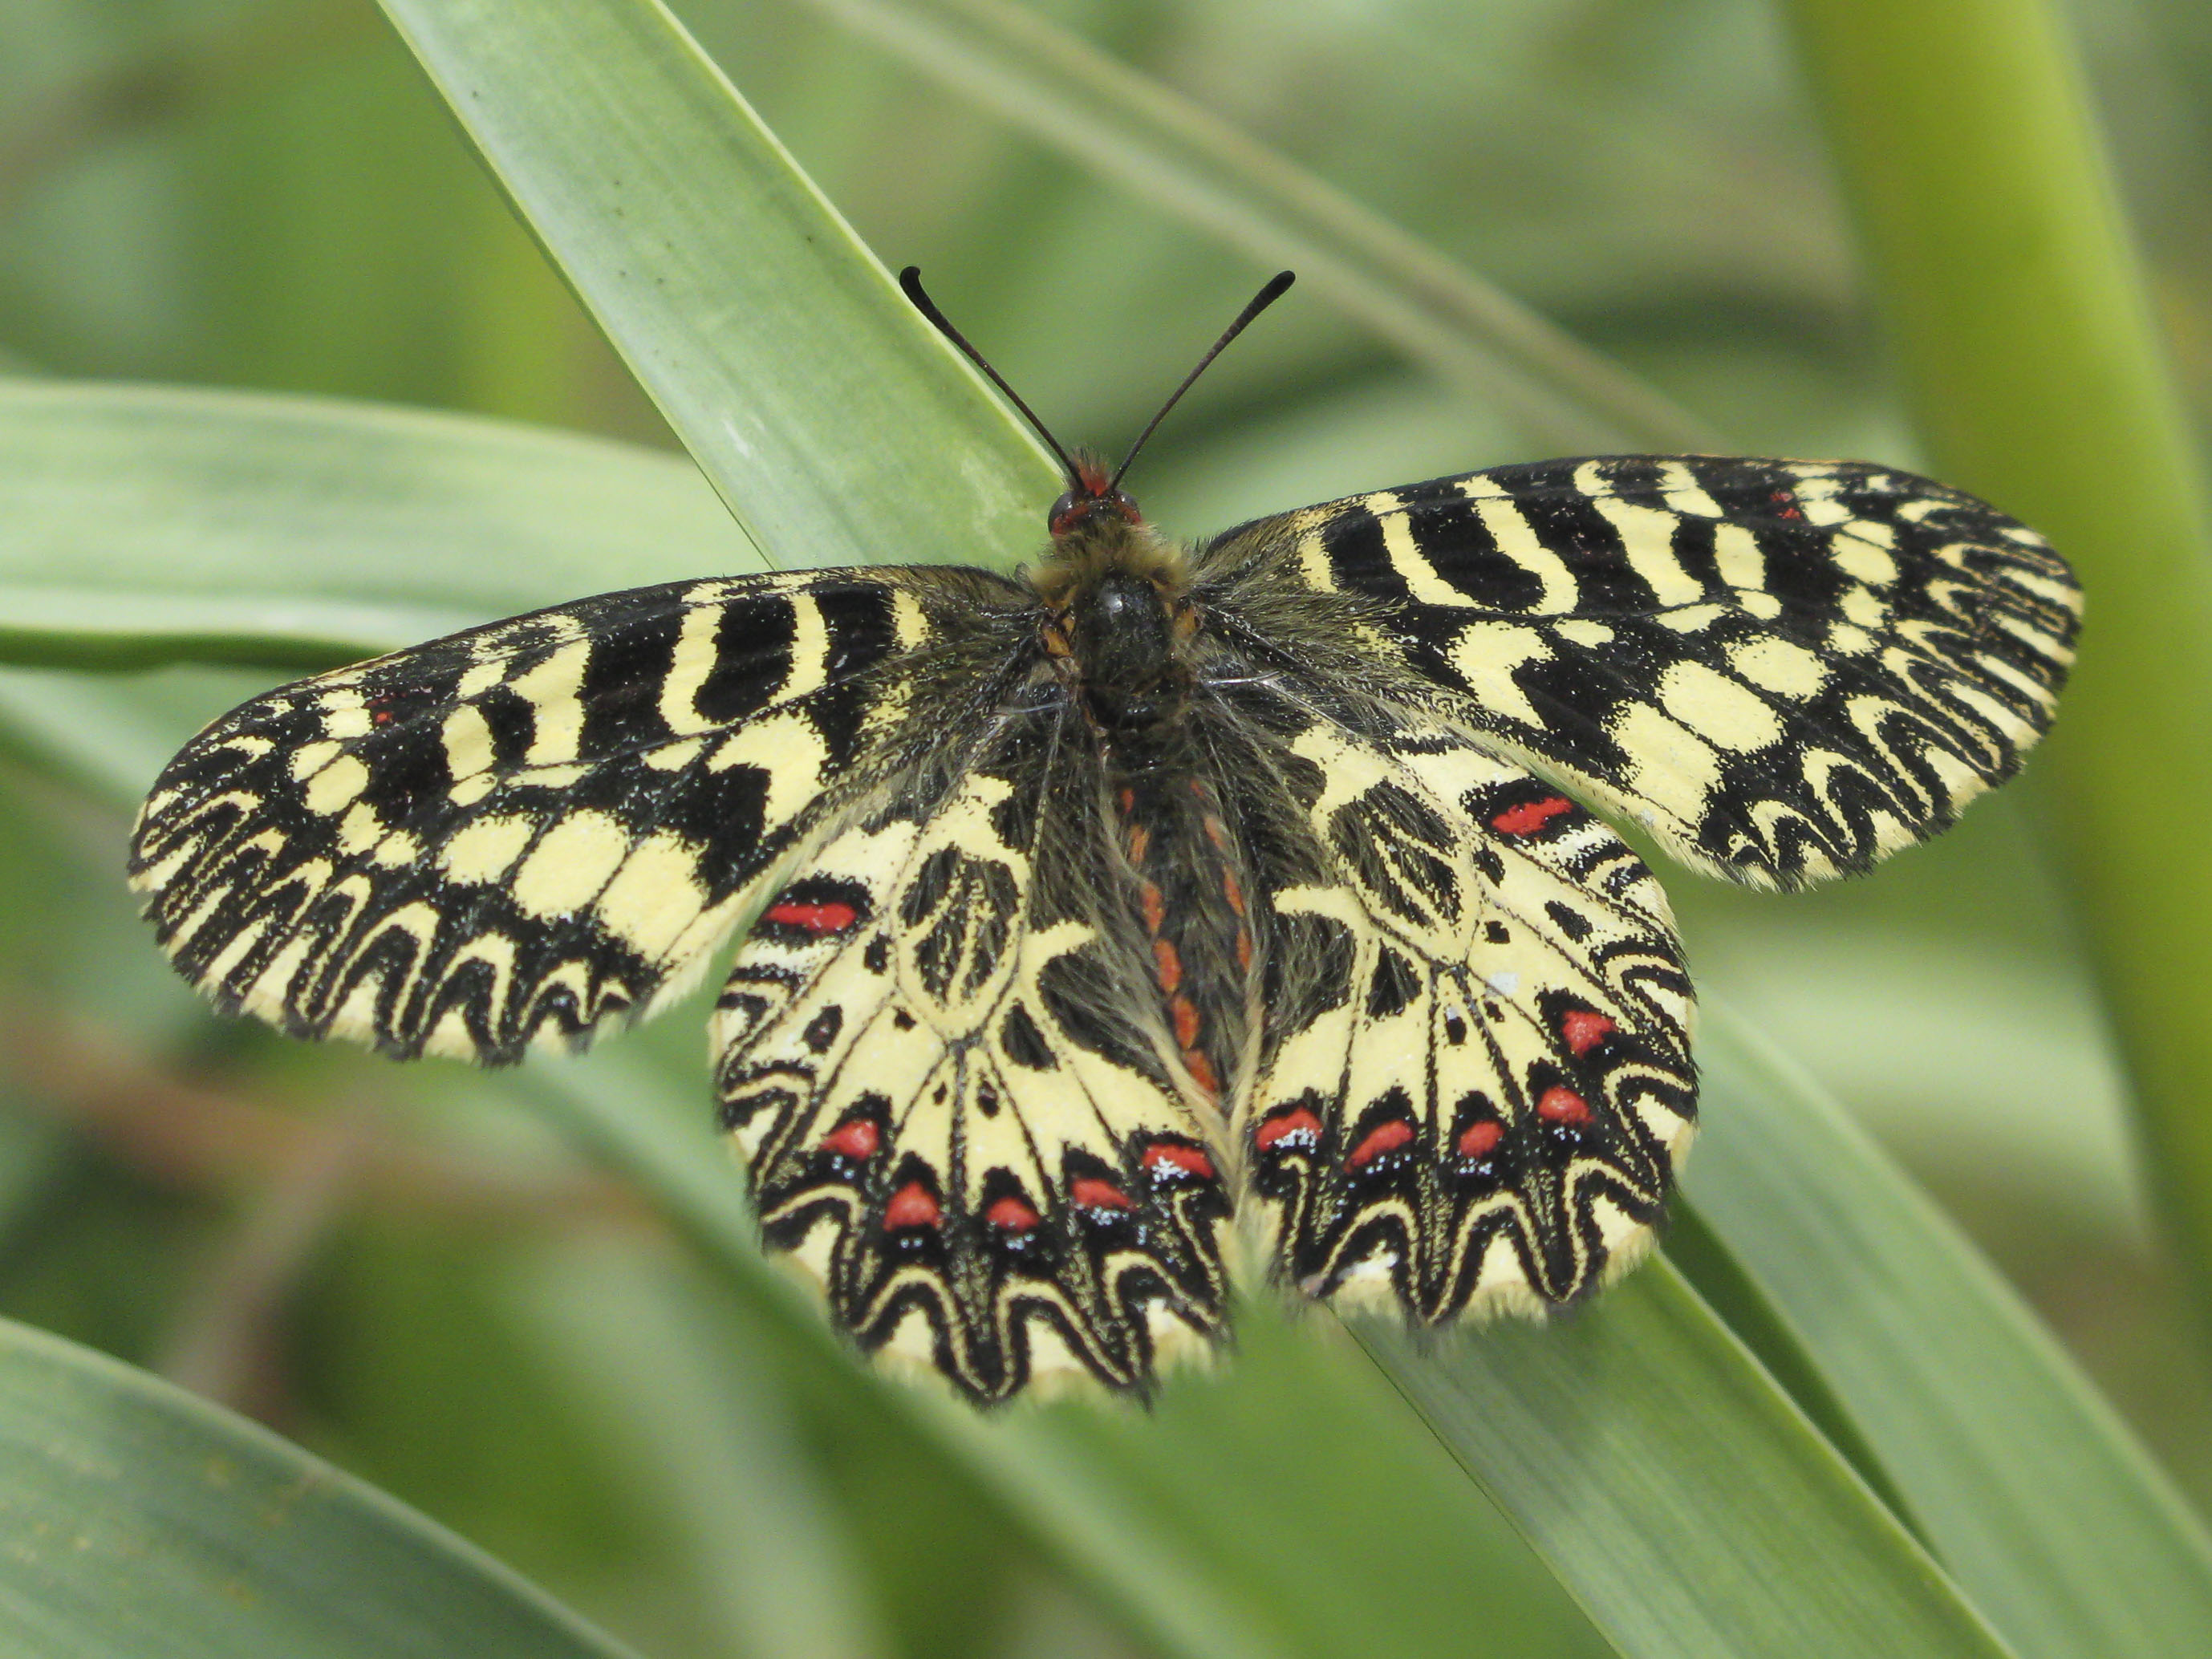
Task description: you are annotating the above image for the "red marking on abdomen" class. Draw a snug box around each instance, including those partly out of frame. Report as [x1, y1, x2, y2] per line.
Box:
[1457, 1120, 1504, 1159]
[1138, 880, 1167, 935]
[1220, 866, 1247, 918]
[1153, 938, 1183, 993]
[1492, 797, 1576, 837]
[1182, 1050, 1220, 1098]
[883, 1181, 941, 1230]
[1071, 1178, 1134, 1211]
[986, 1195, 1040, 1232]
[1561, 1011, 1616, 1056]
[1345, 1119, 1415, 1169]
[1256, 1106, 1324, 1154]
[764, 899, 860, 936]
[1143, 1142, 1216, 1180]
[1536, 1085, 1593, 1126]
[821, 1118, 879, 1160]
[1170, 995, 1202, 1049]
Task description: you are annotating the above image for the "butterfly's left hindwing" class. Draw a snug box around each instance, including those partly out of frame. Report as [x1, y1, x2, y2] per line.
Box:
[712, 712, 1232, 1402]
[129, 568, 1024, 1062]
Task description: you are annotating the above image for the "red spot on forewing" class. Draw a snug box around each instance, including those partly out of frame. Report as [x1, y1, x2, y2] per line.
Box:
[764, 899, 860, 936]
[1561, 1010, 1617, 1056]
[821, 1118, 879, 1160]
[1772, 489, 1803, 520]
[986, 1195, 1041, 1232]
[1143, 1142, 1216, 1181]
[883, 1181, 941, 1230]
[1457, 1120, 1504, 1159]
[1071, 1178, 1134, 1211]
[1536, 1085, 1593, 1126]
[1492, 797, 1576, 837]
[1345, 1119, 1416, 1169]
[1255, 1106, 1324, 1154]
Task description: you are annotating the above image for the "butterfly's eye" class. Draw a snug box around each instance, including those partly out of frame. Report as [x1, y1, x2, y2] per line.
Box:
[1048, 489, 1082, 533]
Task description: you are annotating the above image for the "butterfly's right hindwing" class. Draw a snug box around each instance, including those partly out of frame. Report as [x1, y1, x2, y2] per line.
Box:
[129, 567, 1028, 1063]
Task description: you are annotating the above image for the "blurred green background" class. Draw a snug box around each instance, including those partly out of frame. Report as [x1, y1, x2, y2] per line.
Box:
[2, 1, 2210, 1654]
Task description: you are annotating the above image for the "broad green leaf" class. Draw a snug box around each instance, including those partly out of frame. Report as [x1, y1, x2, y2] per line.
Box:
[1354, 1270, 2011, 1659]
[802, 0, 1716, 452]
[1684, 1009, 2212, 1657]
[1783, 0, 2212, 1320]
[0, 1315, 642, 1659]
[372, 0, 1057, 570]
[0, 379, 750, 671]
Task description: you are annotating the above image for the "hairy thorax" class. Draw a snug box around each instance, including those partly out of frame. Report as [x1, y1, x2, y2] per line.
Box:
[1029, 515, 1256, 1109]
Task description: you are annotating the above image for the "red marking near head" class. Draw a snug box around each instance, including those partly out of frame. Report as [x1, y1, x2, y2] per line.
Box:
[1457, 1120, 1504, 1159]
[986, 1195, 1041, 1232]
[1171, 996, 1203, 1049]
[883, 1181, 941, 1230]
[1256, 1106, 1324, 1154]
[1345, 1120, 1415, 1170]
[1561, 1011, 1617, 1056]
[1492, 797, 1576, 837]
[1153, 938, 1184, 994]
[1071, 1177, 1134, 1211]
[763, 899, 860, 937]
[1536, 1085, 1593, 1126]
[821, 1118, 880, 1160]
[1143, 1142, 1216, 1180]
[1074, 458, 1113, 497]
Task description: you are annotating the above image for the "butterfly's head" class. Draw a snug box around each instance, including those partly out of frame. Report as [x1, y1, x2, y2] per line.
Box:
[1048, 456, 1142, 541]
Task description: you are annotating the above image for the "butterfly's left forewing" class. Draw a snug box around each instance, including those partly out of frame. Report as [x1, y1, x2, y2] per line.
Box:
[129, 568, 1018, 1062]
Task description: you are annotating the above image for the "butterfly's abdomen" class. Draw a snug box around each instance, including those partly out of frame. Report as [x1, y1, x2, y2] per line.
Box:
[1107, 757, 1256, 1109]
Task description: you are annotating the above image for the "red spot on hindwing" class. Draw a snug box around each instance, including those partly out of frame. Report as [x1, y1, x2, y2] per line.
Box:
[986, 1195, 1041, 1233]
[1071, 1178, 1134, 1212]
[1536, 1085, 1593, 1126]
[1142, 1142, 1216, 1181]
[883, 1181, 941, 1230]
[821, 1118, 880, 1160]
[1345, 1119, 1416, 1170]
[1491, 796, 1576, 837]
[1456, 1120, 1504, 1159]
[763, 899, 860, 937]
[1561, 1010, 1617, 1056]
[1255, 1106, 1324, 1154]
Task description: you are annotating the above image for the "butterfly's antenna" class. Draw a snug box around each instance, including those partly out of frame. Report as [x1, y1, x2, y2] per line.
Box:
[1110, 271, 1295, 491]
[900, 266, 1083, 487]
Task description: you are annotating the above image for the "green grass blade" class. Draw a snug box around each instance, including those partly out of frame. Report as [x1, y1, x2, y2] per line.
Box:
[0, 380, 750, 671]
[1355, 1268, 2013, 1659]
[1684, 1005, 2212, 1657]
[807, 0, 1715, 452]
[1782, 0, 2212, 1324]
[0, 1316, 643, 1659]
[371, 0, 1057, 569]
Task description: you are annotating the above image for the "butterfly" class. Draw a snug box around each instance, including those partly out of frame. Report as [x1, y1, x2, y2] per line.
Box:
[129, 270, 2080, 1402]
